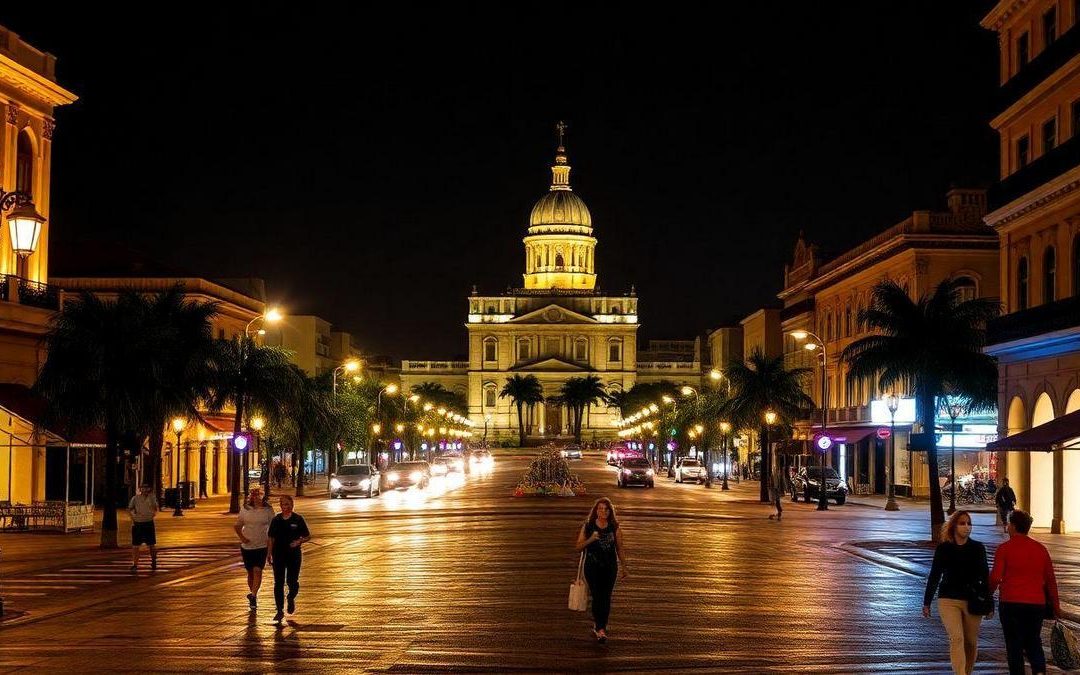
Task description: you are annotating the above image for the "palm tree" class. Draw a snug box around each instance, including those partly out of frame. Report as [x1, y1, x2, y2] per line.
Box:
[139, 287, 218, 505]
[559, 376, 607, 443]
[724, 348, 813, 502]
[500, 374, 543, 447]
[842, 279, 998, 542]
[36, 291, 159, 548]
[209, 337, 297, 513]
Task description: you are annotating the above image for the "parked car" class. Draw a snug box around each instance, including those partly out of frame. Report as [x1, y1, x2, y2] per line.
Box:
[617, 457, 655, 488]
[791, 466, 848, 505]
[561, 444, 583, 460]
[329, 463, 381, 498]
[385, 461, 431, 489]
[674, 457, 706, 483]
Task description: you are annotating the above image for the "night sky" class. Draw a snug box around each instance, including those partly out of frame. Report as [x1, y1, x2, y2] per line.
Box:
[3, 2, 999, 361]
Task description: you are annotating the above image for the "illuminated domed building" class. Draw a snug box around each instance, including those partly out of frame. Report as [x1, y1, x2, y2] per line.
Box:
[401, 125, 702, 441]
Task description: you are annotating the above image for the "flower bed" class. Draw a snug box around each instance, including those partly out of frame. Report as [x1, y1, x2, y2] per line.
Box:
[513, 449, 586, 497]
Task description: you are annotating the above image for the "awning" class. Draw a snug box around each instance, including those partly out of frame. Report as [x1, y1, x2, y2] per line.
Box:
[0, 383, 105, 447]
[811, 425, 883, 445]
[986, 409, 1080, 453]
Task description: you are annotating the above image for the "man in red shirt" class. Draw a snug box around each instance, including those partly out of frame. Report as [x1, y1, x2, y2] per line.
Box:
[989, 510, 1061, 675]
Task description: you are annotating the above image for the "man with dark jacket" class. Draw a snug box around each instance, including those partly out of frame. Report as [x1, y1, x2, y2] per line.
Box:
[995, 478, 1017, 534]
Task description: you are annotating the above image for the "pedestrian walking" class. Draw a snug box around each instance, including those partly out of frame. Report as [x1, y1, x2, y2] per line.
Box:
[128, 483, 159, 573]
[574, 497, 627, 643]
[995, 478, 1017, 535]
[234, 486, 275, 611]
[266, 494, 311, 623]
[922, 510, 991, 675]
[274, 461, 286, 489]
[768, 466, 786, 521]
[990, 509, 1061, 675]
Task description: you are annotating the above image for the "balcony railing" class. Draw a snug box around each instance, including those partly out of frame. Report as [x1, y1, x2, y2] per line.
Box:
[1, 275, 60, 311]
[990, 132, 1080, 211]
[403, 361, 468, 372]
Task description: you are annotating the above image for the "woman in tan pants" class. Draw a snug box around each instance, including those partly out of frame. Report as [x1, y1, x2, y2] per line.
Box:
[922, 510, 991, 675]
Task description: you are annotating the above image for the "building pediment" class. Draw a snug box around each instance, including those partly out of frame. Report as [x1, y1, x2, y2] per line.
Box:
[510, 356, 591, 372]
[508, 303, 596, 325]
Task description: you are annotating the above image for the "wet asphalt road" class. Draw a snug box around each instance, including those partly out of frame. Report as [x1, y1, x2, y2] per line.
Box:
[0, 452, 1041, 672]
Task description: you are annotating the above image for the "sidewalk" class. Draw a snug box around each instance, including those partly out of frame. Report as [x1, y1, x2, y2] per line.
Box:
[846, 492, 996, 513]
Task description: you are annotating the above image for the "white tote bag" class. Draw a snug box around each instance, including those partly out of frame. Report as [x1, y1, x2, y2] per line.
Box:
[568, 552, 588, 611]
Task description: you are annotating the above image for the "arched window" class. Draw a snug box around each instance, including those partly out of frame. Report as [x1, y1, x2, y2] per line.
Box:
[483, 337, 497, 362]
[952, 276, 977, 303]
[554, 253, 565, 269]
[517, 338, 531, 361]
[611, 304, 622, 314]
[536, 253, 542, 269]
[1018, 256, 1030, 310]
[608, 339, 622, 363]
[1044, 246, 1057, 304]
[574, 337, 588, 361]
[16, 131, 33, 196]
[844, 307, 852, 337]
[483, 384, 497, 408]
[1073, 234, 1080, 297]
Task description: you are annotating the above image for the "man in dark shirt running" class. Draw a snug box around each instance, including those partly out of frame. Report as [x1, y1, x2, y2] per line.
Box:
[266, 494, 311, 623]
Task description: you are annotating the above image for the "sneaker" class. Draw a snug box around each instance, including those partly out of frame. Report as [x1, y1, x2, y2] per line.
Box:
[287, 597, 295, 615]
[597, 629, 607, 643]
[273, 610, 284, 623]
[247, 593, 257, 610]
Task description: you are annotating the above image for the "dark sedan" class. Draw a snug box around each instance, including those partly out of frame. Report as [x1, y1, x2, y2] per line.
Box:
[385, 461, 431, 489]
[617, 457, 655, 488]
[791, 466, 848, 505]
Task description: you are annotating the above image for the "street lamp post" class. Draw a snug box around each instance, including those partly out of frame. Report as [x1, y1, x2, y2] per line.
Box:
[764, 409, 778, 502]
[790, 330, 829, 512]
[251, 416, 266, 494]
[245, 307, 283, 340]
[719, 421, 732, 490]
[171, 418, 186, 517]
[946, 398, 964, 516]
[661, 396, 677, 478]
[484, 414, 492, 445]
[885, 394, 900, 511]
[1, 190, 46, 282]
[332, 359, 361, 397]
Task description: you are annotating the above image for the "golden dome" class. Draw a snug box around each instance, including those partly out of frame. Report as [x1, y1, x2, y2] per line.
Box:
[529, 190, 592, 229]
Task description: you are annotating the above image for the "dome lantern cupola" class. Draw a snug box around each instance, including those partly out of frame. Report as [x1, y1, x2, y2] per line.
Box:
[523, 122, 598, 290]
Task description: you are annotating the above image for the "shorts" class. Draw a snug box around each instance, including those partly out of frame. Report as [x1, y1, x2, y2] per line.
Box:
[131, 521, 156, 546]
[241, 547, 268, 570]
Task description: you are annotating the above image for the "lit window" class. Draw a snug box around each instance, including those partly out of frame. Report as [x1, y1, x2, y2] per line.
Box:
[518, 338, 531, 361]
[952, 276, 977, 303]
[574, 338, 588, 361]
[608, 340, 622, 363]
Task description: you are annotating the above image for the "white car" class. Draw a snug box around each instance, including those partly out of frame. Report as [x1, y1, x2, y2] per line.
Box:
[561, 445, 583, 460]
[675, 458, 706, 483]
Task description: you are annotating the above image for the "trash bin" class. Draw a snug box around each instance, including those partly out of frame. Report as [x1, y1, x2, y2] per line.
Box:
[164, 487, 180, 509]
[178, 481, 195, 508]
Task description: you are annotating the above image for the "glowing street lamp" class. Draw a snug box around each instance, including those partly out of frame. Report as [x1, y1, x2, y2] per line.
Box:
[245, 307, 283, 338]
[718, 421, 733, 490]
[171, 417, 187, 517]
[884, 393, 900, 512]
[789, 328, 830, 512]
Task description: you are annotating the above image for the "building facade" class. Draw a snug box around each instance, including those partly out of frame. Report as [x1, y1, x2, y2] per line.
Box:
[982, 0, 1080, 532]
[778, 189, 1000, 497]
[0, 26, 77, 505]
[401, 133, 705, 441]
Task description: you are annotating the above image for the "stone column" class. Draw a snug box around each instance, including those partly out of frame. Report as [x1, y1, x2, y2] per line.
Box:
[1052, 448, 1065, 533]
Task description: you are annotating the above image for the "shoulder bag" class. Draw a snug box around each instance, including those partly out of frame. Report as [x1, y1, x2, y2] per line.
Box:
[967, 581, 994, 616]
[568, 552, 588, 612]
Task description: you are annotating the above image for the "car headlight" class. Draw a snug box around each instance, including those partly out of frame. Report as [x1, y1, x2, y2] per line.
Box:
[360, 478, 370, 488]
[329, 478, 342, 490]
[646, 469, 654, 476]
[433, 465, 447, 475]
[409, 471, 422, 482]
[621, 469, 630, 475]
[387, 472, 399, 482]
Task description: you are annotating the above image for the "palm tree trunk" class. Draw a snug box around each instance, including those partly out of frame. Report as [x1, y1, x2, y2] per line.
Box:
[147, 423, 164, 506]
[919, 387, 945, 542]
[229, 394, 245, 514]
[759, 424, 770, 503]
[296, 426, 306, 497]
[100, 431, 120, 549]
[516, 401, 525, 447]
[574, 405, 584, 443]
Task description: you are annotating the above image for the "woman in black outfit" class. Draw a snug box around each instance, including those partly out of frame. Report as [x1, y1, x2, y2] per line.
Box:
[575, 497, 627, 643]
[922, 510, 991, 675]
